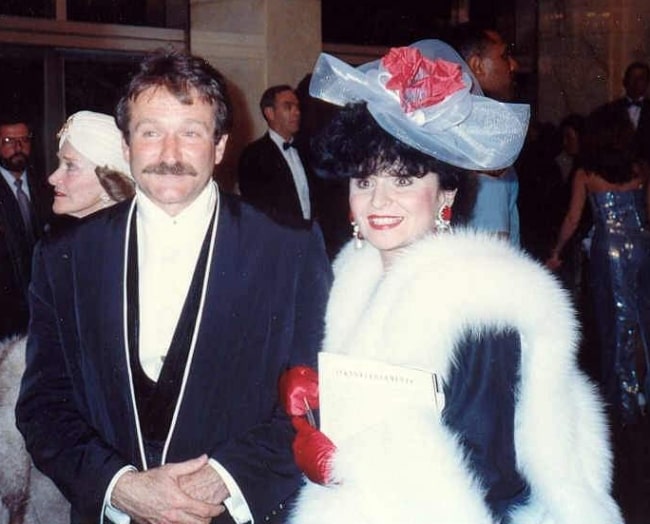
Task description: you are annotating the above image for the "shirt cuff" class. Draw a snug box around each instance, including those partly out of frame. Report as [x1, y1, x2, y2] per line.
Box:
[208, 458, 254, 524]
[102, 465, 137, 524]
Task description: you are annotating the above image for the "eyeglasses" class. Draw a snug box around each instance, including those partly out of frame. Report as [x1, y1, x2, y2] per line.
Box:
[1, 135, 32, 148]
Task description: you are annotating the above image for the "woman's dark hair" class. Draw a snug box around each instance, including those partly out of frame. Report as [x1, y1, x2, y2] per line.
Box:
[96, 166, 136, 203]
[310, 102, 476, 224]
[116, 47, 233, 144]
[580, 105, 637, 184]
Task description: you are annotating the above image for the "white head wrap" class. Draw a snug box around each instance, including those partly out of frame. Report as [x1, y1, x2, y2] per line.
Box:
[309, 39, 530, 171]
[57, 110, 132, 179]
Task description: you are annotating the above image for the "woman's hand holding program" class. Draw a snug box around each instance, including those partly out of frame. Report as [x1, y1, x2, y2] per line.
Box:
[278, 366, 337, 485]
[291, 416, 337, 485]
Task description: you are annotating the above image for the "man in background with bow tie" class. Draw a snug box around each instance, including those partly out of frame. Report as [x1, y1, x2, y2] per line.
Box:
[600, 61, 650, 162]
[0, 112, 52, 338]
[238, 85, 317, 227]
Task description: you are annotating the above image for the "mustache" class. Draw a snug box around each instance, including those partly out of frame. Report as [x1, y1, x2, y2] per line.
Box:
[9, 153, 29, 164]
[0, 153, 28, 171]
[142, 162, 198, 176]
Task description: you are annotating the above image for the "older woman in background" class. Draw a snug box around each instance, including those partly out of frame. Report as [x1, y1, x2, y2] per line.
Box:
[49, 110, 134, 218]
[285, 41, 622, 524]
[0, 110, 134, 524]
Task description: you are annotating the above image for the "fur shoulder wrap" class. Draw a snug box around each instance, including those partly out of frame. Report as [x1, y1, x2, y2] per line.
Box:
[290, 230, 623, 524]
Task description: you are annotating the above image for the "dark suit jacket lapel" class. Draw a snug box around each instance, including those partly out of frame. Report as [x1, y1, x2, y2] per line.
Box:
[0, 169, 52, 238]
[0, 175, 26, 237]
[73, 201, 144, 465]
[26, 167, 53, 236]
[264, 133, 298, 190]
[631, 100, 650, 161]
[0, 175, 34, 295]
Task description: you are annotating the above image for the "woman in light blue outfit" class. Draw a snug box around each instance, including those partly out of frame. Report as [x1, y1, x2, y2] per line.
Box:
[548, 106, 650, 426]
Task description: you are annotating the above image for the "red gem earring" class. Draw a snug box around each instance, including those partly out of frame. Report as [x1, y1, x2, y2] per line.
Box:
[435, 204, 452, 232]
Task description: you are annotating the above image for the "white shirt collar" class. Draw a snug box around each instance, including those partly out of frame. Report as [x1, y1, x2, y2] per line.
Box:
[0, 166, 28, 190]
[269, 128, 292, 150]
[135, 180, 217, 230]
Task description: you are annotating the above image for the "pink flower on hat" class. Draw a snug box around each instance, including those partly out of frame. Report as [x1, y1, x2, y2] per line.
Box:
[382, 47, 465, 113]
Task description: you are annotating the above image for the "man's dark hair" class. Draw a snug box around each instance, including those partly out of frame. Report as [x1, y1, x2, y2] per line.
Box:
[115, 47, 233, 144]
[447, 22, 494, 61]
[559, 113, 586, 135]
[259, 85, 294, 122]
[623, 61, 650, 86]
[0, 112, 33, 131]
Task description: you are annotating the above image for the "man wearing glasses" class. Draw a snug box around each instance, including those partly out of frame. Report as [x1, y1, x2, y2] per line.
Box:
[0, 113, 52, 338]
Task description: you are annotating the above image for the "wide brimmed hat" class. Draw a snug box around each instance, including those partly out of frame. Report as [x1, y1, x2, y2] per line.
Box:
[57, 110, 132, 178]
[309, 39, 530, 171]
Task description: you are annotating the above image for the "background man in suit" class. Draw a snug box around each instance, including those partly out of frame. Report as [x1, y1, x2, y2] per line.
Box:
[0, 113, 52, 338]
[238, 85, 315, 227]
[449, 23, 521, 245]
[17, 49, 331, 524]
[600, 61, 650, 162]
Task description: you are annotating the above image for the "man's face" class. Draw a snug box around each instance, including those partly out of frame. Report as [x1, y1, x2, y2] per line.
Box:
[265, 90, 301, 141]
[624, 66, 650, 100]
[123, 86, 228, 217]
[0, 123, 32, 175]
[471, 30, 518, 102]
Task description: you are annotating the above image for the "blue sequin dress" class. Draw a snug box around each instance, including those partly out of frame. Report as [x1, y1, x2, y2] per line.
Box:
[588, 188, 650, 424]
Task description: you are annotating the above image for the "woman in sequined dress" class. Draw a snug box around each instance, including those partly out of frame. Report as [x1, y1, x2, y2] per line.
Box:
[547, 107, 650, 425]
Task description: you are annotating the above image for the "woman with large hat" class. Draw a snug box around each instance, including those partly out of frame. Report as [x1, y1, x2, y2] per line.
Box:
[284, 41, 622, 524]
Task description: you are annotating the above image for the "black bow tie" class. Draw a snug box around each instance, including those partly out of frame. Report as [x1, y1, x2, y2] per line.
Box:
[283, 141, 296, 151]
[626, 98, 643, 108]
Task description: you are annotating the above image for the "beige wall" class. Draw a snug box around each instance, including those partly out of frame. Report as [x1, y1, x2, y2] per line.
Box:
[538, 0, 650, 123]
[189, 0, 321, 191]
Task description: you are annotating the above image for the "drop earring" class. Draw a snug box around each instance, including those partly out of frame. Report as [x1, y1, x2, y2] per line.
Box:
[351, 220, 364, 249]
[435, 204, 452, 233]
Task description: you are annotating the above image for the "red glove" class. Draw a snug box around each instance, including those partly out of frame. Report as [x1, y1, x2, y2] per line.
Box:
[278, 366, 319, 416]
[291, 416, 337, 485]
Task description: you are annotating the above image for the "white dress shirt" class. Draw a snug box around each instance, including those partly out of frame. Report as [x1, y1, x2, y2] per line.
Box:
[626, 97, 644, 129]
[136, 182, 216, 380]
[269, 129, 311, 219]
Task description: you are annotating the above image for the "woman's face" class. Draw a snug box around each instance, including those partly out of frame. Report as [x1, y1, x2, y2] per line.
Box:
[48, 140, 108, 218]
[349, 172, 456, 267]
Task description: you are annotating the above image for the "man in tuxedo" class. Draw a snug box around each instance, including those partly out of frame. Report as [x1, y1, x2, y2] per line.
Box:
[238, 85, 316, 227]
[601, 61, 650, 162]
[16, 49, 331, 524]
[448, 23, 521, 246]
[0, 114, 52, 338]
